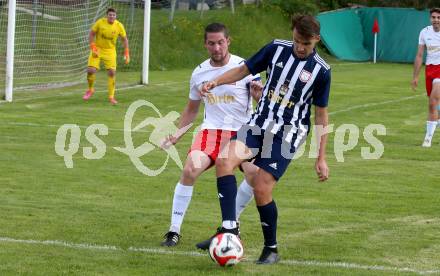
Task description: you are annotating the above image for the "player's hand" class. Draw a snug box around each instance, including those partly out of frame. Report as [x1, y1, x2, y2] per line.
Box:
[161, 134, 178, 149]
[124, 48, 130, 65]
[250, 80, 263, 100]
[411, 78, 418, 91]
[315, 158, 329, 182]
[199, 80, 217, 97]
[90, 42, 99, 58]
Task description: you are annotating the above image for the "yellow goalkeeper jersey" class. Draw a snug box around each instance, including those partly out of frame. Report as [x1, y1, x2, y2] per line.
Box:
[92, 18, 127, 50]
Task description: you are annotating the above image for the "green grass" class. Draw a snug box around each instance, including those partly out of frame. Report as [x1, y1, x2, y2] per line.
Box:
[0, 61, 439, 275]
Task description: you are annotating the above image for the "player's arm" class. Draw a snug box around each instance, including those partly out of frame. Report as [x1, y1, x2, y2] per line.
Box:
[89, 30, 96, 44]
[201, 64, 250, 95]
[121, 35, 130, 64]
[178, 99, 201, 129]
[166, 99, 201, 145]
[412, 44, 425, 91]
[89, 30, 99, 57]
[314, 106, 329, 182]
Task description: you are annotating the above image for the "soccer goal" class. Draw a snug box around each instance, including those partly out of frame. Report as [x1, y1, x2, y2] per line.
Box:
[0, 0, 150, 102]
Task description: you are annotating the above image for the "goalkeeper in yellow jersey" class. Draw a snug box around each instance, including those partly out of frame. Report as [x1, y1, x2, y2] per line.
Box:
[83, 7, 130, 105]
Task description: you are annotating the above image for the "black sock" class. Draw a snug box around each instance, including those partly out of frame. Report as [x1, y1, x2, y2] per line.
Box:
[217, 175, 237, 224]
[257, 200, 278, 247]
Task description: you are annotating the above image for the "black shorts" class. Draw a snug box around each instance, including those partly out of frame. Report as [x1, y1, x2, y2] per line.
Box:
[232, 124, 298, 181]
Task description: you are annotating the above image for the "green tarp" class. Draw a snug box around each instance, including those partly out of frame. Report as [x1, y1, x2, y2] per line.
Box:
[317, 8, 430, 63]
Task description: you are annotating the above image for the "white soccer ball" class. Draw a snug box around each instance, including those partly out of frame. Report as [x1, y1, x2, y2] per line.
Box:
[209, 233, 244, 266]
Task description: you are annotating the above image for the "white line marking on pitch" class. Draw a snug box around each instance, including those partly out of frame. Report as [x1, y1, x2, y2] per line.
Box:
[0, 81, 187, 104]
[328, 95, 422, 116]
[0, 236, 438, 275]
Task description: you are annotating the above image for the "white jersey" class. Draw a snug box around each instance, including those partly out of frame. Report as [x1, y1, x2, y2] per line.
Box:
[189, 55, 259, 131]
[419, 26, 440, 65]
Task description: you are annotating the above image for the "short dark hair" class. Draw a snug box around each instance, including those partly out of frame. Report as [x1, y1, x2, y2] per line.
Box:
[107, 7, 116, 14]
[204, 23, 229, 41]
[430, 8, 440, 15]
[291, 15, 320, 39]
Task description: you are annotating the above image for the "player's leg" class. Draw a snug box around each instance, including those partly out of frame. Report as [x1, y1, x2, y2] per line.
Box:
[163, 129, 220, 246]
[438, 104, 440, 127]
[423, 79, 440, 147]
[253, 133, 296, 264]
[428, 82, 440, 142]
[83, 51, 99, 100]
[253, 168, 280, 264]
[102, 50, 117, 104]
[195, 140, 252, 250]
[161, 150, 211, 247]
[196, 129, 259, 250]
[215, 139, 254, 229]
[437, 103, 440, 127]
[107, 69, 117, 105]
[235, 161, 258, 220]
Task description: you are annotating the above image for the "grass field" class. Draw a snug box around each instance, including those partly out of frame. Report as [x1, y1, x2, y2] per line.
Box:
[1, 61, 439, 275]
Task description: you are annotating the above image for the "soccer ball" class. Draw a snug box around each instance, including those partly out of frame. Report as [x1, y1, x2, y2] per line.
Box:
[209, 233, 244, 266]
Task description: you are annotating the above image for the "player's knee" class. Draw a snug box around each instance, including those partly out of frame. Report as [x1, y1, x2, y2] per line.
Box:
[182, 164, 199, 181]
[433, 92, 440, 102]
[429, 98, 438, 110]
[87, 67, 96, 74]
[215, 157, 234, 174]
[253, 183, 269, 200]
[108, 70, 115, 77]
[243, 171, 257, 186]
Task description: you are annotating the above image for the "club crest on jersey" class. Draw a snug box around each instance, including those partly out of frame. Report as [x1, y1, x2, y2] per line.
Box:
[299, 69, 312, 83]
[279, 83, 289, 96]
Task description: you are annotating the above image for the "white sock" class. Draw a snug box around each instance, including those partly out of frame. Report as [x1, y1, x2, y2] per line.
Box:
[425, 121, 438, 139]
[222, 220, 237, 229]
[236, 179, 254, 220]
[169, 182, 193, 234]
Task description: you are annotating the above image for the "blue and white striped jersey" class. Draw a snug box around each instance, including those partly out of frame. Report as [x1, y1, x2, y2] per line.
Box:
[245, 39, 331, 146]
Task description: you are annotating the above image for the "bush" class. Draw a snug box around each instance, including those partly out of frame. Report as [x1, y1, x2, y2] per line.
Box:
[265, 0, 319, 16]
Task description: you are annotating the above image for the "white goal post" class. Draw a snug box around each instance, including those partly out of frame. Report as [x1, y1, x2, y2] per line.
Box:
[1, 0, 151, 102]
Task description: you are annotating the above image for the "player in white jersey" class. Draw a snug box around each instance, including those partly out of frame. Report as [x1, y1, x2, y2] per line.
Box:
[160, 23, 262, 247]
[412, 7, 440, 147]
[190, 55, 257, 131]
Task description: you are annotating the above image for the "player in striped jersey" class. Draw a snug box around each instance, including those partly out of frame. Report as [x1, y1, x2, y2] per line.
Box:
[160, 23, 262, 247]
[198, 15, 330, 264]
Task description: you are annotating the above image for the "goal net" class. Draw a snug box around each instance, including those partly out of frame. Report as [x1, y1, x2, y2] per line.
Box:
[0, 0, 146, 97]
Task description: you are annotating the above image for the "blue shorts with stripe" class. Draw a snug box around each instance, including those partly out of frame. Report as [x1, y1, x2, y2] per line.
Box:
[232, 124, 297, 181]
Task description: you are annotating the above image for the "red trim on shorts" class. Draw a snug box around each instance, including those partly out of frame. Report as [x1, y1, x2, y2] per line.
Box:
[188, 129, 236, 169]
[200, 129, 208, 152]
[425, 64, 440, 96]
[213, 130, 222, 159]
